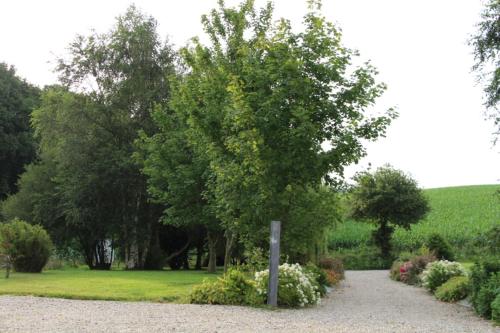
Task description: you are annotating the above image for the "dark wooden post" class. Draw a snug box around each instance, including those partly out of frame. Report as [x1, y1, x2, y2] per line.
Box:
[267, 220, 281, 306]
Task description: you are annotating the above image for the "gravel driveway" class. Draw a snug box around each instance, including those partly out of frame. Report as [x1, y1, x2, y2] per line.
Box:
[0, 270, 498, 333]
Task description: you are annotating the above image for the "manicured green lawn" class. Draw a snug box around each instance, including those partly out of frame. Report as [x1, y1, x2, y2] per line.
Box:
[0, 268, 220, 302]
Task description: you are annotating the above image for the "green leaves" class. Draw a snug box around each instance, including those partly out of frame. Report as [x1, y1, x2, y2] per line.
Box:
[0, 63, 40, 200]
[349, 165, 430, 258]
[161, 0, 394, 255]
[470, 0, 500, 140]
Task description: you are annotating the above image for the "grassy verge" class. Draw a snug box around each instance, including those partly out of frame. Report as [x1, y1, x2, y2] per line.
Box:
[0, 268, 220, 302]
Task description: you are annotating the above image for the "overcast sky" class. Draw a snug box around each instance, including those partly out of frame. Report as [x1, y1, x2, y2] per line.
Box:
[1, 0, 498, 189]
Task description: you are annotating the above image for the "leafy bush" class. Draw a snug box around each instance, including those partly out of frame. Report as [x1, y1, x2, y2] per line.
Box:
[0, 219, 53, 273]
[397, 251, 415, 262]
[474, 273, 500, 319]
[426, 233, 455, 261]
[318, 257, 345, 280]
[390, 261, 403, 281]
[189, 269, 262, 306]
[435, 276, 469, 302]
[421, 260, 466, 292]
[331, 246, 390, 270]
[255, 263, 320, 307]
[305, 264, 328, 295]
[391, 251, 436, 285]
[492, 294, 500, 325]
[241, 247, 268, 273]
[474, 225, 500, 256]
[324, 269, 343, 286]
[399, 261, 416, 284]
[470, 258, 500, 316]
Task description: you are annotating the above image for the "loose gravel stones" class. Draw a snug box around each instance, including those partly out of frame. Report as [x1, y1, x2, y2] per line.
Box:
[0, 270, 498, 332]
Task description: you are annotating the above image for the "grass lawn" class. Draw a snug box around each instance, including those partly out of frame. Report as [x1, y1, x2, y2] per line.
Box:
[0, 268, 220, 302]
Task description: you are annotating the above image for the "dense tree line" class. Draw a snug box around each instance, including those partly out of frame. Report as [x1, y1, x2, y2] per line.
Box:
[0, 1, 394, 270]
[0, 63, 40, 200]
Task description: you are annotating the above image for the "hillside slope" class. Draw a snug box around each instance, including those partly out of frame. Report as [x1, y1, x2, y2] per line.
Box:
[329, 184, 500, 254]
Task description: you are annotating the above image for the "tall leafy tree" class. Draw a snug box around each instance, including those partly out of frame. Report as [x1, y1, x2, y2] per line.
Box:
[10, 6, 178, 269]
[53, 6, 176, 269]
[0, 63, 40, 200]
[349, 166, 430, 260]
[471, 0, 500, 140]
[173, 0, 396, 267]
[137, 104, 221, 273]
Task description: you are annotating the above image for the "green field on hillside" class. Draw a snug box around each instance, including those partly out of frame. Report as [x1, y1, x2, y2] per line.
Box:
[0, 268, 219, 302]
[329, 185, 500, 257]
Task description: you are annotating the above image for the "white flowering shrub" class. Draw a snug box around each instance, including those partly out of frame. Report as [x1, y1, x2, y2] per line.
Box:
[421, 260, 467, 292]
[254, 263, 321, 307]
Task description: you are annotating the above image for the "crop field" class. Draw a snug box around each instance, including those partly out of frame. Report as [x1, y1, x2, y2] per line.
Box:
[329, 185, 500, 256]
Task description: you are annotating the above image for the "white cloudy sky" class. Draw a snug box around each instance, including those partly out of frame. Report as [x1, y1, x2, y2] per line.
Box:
[1, 0, 498, 189]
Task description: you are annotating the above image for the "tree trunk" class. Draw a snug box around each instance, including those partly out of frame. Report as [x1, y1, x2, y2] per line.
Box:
[125, 238, 139, 270]
[223, 231, 235, 273]
[3, 255, 11, 279]
[182, 255, 190, 270]
[207, 231, 217, 273]
[373, 220, 394, 260]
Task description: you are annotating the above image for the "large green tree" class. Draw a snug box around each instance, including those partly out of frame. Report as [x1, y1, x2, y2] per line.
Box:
[172, 0, 395, 266]
[4, 6, 177, 269]
[52, 6, 176, 269]
[137, 103, 221, 273]
[0, 63, 40, 200]
[471, 0, 500, 140]
[349, 166, 430, 260]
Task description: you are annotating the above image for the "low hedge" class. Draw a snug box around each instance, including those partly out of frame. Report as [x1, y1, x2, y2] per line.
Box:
[189, 269, 263, 306]
[435, 276, 469, 302]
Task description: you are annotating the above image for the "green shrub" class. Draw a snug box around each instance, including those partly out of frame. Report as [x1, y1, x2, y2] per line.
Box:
[305, 263, 328, 295]
[0, 219, 53, 273]
[426, 233, 454, 261]
[189, 269, 262, 306]
[318, 257, 344, 279]
[331, 246, 390, 270]
[470, 258, 500, 316]
[474, 273, 500, 319]
[474, 225, 500, 256]
[255, 263, 320, 307]
[492, 294, 500, 325]
[421, 260, 466, 292]
[390, 260, 403, 281]
[406, 253, 437, 285]
[393, 252, 436, 286]
[324, 269, 343, 285]
[435, 276, 470, 302]
[242, 247, 268, 273]
[397, 251, 414, 262]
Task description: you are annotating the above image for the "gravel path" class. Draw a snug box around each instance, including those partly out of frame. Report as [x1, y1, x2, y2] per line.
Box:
[0, 270, 498, 333]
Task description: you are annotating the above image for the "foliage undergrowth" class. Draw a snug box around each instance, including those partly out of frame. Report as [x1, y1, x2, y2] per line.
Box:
[435, 276, 470, 302]
[421, 260, 466, 292]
